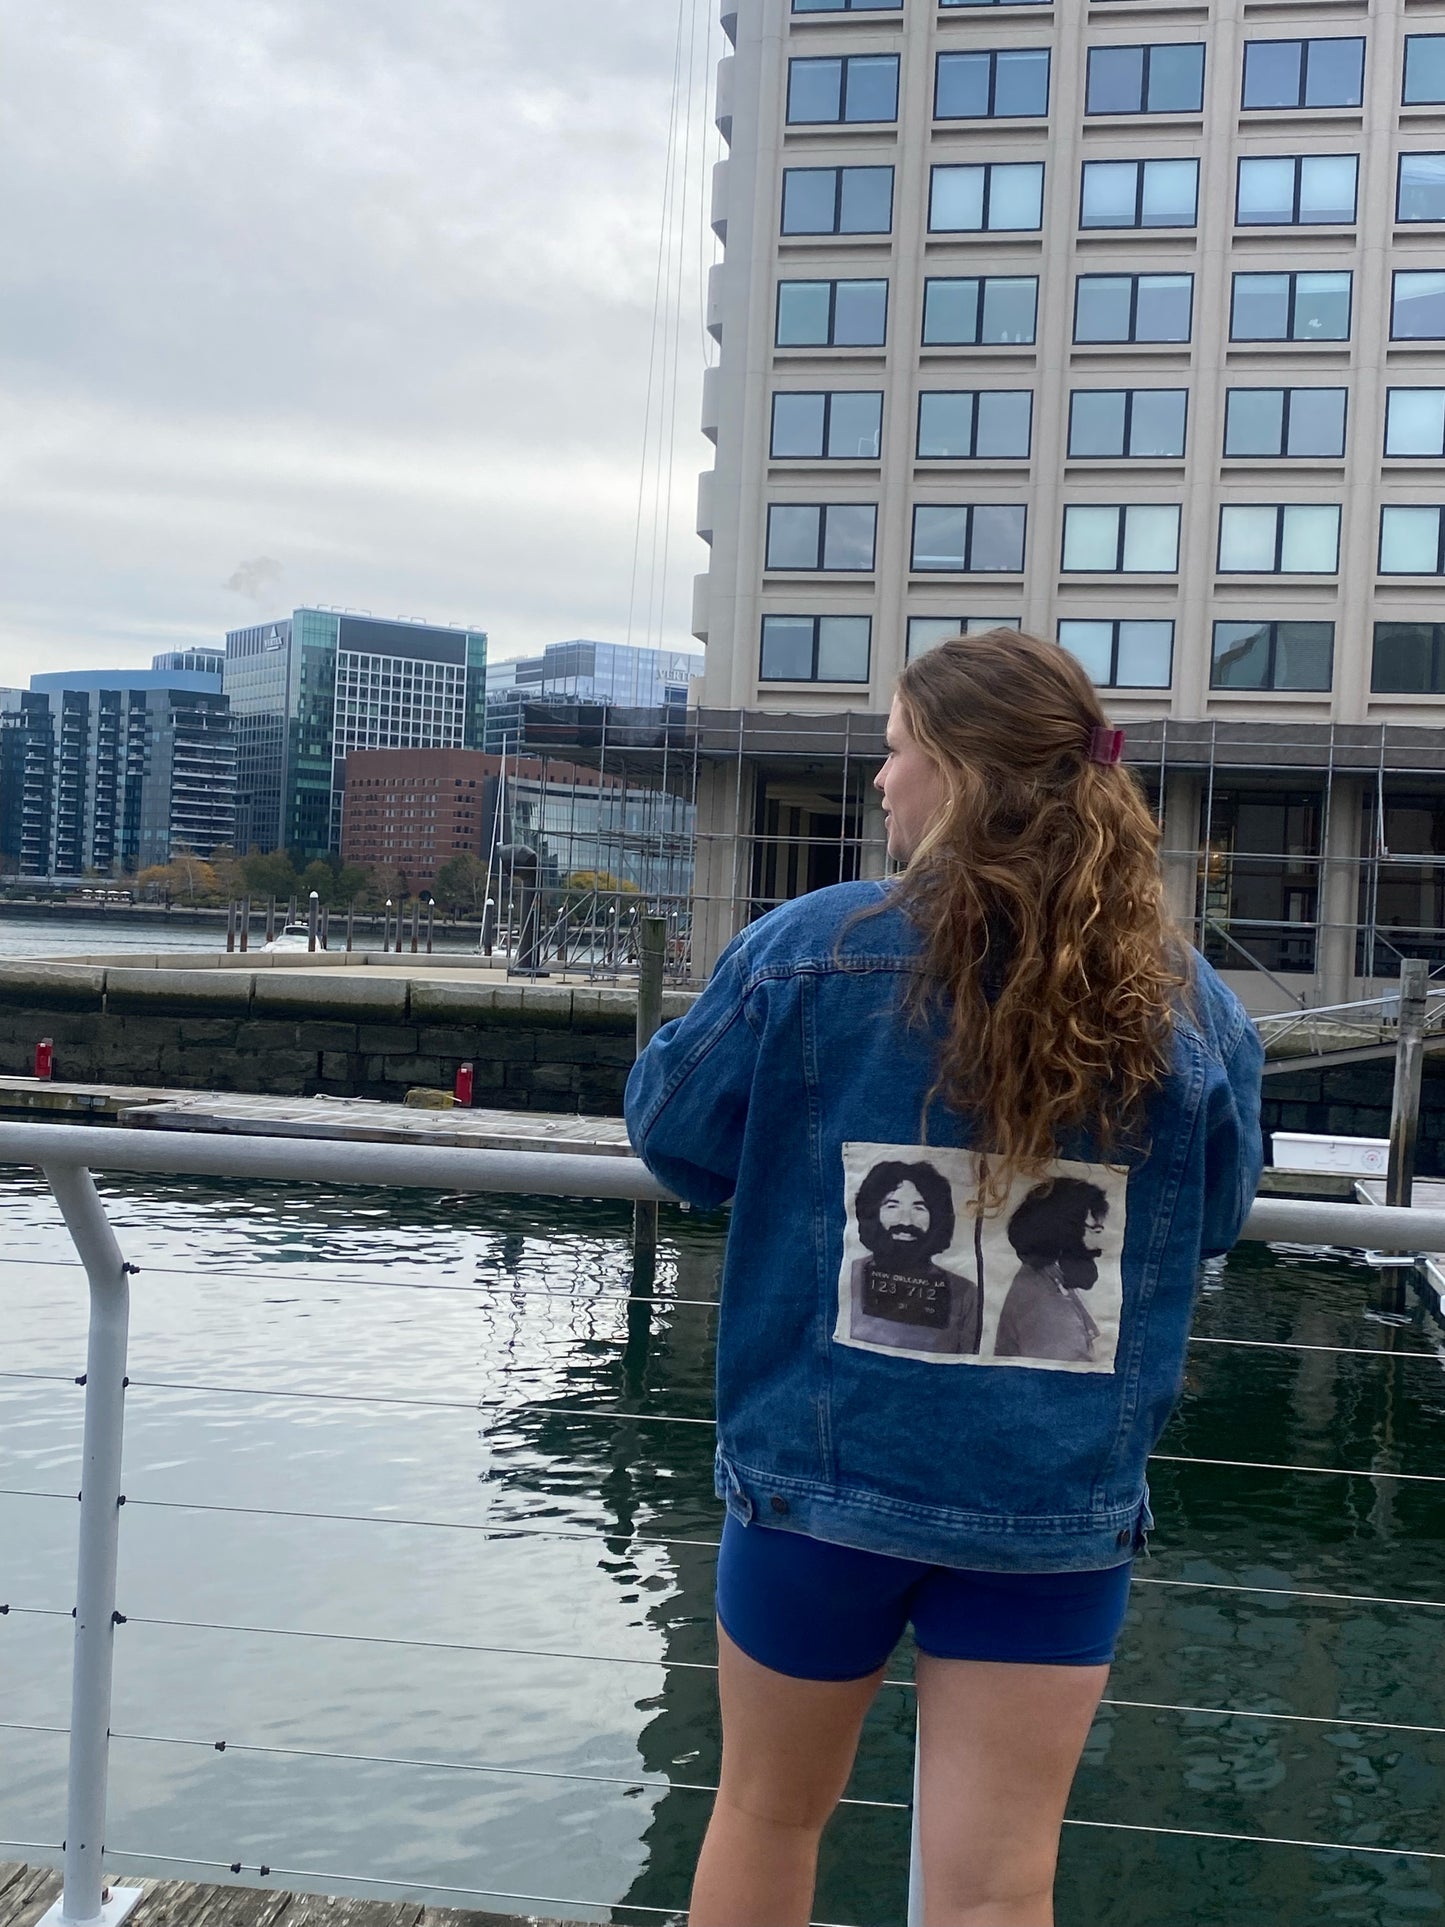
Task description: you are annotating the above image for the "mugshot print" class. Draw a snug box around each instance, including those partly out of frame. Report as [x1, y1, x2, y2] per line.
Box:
[846, 1157, 982, 1356]
[836, 1144, 1126, 1373]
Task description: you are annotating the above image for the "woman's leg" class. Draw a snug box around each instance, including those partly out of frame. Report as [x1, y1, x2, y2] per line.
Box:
[688, 1623, 884, 1927]
[913, 1653, 1109, 1927]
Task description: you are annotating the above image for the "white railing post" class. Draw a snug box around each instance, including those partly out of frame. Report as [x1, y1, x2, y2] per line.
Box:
[38, 1164, 142, 1927]
[908, 1732, 924, 1925]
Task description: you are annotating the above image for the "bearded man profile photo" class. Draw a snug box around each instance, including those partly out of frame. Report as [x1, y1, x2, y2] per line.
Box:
[846, 1158, 981, 1355]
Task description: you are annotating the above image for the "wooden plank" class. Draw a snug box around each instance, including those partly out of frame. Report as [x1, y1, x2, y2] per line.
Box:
[125, 1877, 291, 1927]
[418, 1908, 597, 1927]
[0, 1865, 61, 1927]
[116, 1098, 633, 1159]
[0, 1876, 587, 1927]
[264, 1896, 422, 1927]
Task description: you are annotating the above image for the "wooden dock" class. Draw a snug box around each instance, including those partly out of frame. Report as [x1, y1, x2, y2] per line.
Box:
[0, 1078, 633, 1157]
[0, 1863, 592, 1927]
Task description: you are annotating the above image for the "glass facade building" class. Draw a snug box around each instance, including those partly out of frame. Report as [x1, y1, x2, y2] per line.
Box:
[484, 640, 702, 752]
[224, 610, 488, 859]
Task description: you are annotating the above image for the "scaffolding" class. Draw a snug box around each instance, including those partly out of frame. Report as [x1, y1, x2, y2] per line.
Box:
[490, 704, 1445, 1000]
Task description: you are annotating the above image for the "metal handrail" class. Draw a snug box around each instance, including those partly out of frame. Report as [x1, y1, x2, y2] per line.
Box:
[3, 1120, 1445, 1927]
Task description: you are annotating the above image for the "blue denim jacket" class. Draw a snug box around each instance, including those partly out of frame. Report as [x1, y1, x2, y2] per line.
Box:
[625, 881, 1264, 1572]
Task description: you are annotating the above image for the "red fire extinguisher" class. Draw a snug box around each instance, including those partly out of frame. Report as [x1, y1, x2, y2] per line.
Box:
[34, 1038, 54, 1081]
[454, 1062, 474, 1108]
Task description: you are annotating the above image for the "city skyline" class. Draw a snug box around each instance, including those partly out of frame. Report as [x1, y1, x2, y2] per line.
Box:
[0, 1, 721, 689]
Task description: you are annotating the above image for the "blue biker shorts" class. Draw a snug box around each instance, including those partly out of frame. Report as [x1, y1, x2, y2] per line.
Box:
[716, 1514, 1132, 1681]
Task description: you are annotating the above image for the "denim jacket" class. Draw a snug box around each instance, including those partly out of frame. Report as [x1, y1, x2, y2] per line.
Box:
[625, 881, 1265, 1572]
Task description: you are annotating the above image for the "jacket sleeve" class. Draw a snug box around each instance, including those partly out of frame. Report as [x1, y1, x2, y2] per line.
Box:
[1199, 1009, 1266, 1259]
[624, 931, 761, 1210]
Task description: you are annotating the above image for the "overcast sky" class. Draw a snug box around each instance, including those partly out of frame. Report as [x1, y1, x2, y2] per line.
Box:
[0, 0, 717, 686]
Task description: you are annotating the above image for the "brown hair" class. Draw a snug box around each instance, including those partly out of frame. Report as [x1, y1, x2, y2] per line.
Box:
[889, 629, 1188, 1208]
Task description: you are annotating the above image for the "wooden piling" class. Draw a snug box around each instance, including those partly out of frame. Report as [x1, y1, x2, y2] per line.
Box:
[1387, 956, 1429, 1208]
[632, 915, 668, 1288]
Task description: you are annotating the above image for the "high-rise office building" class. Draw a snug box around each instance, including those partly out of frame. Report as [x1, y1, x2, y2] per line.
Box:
[14, 667, 236, 876]
[484, 639, 702, 751]
[691, 0, 1445, 1000]
[223, 610, 488, 858]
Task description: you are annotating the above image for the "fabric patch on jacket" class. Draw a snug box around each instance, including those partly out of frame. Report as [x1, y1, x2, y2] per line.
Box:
[836, 1144, 1127, 1373]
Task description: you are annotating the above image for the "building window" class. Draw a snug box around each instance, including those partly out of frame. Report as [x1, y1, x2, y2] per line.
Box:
[776, 278, 888, 346]
[1404, 36, 1445, 105]
[1217, 504, 1341, 572]
[917, 390, 1033, 459]
[1211, 621, 1334, 690]
[1059, 619, 1174, 687]
[1386, 389, 1445, 458]
[907, 615, 1020, 658]
[1061, 504, 1180, 572]
[1398, 154, 1445, 223]
[1236, 154, 1357, 226]
[794, 0, 903, 11]
[1080, 158, 1198, 229]
[929, 163, 1044, 232]
[766, 503, 878, 570]
[911, 505, 1027, 572]
[787, 55, 900, 124]
[1200, 791, 1323, 974]
[1241, 38, 1365, 110]
[760, 614, 871, 682]
[1231, 271, 1351, 341]
[1224, 388, 1347, 458]
[935, 49, 1050, 119]
[1085, 43, 1205, 115]
[1380, 505, 1445, 573]
[1073, 273, 1192, 343]
[922, 276, 1038, 345]
[1067, 389, 1187, 458]
[771, 391, 883, 460]
[1372, 622, 1445, 692]
[1393, 271, 1445, 342]
[940, 0, 1048, 7]
[782, 166, 893, 235]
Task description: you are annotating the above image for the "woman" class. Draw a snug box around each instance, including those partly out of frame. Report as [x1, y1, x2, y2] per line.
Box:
[625, 630, 1263, 1927]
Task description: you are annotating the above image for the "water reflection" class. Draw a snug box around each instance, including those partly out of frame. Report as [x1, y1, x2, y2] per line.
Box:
[2, 1176, 1443, 1925]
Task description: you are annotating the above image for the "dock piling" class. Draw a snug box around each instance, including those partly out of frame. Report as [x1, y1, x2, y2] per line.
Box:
[1387, 957, 1428, 1209]
[238, 895, 250, 953]
[307, 892, 320, 954]
[631, 915, 668, 1290]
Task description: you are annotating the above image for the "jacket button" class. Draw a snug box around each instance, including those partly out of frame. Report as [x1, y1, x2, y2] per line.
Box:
[770, 1495, 790, 1516]
[1116, 1528, 1131, 1548]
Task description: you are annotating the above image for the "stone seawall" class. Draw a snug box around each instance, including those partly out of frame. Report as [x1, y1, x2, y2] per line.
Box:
[1261, 1059, 1445, 1176]
[0, 961, 693, 1113]
[0, 958, 1439, 1160]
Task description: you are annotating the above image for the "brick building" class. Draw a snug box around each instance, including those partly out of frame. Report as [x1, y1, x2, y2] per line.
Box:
[339, 747, 489, 890]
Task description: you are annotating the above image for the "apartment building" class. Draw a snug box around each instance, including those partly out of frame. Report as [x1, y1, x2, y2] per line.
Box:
[689, 0, 1445, 1001]
[8, 665, 236, 876]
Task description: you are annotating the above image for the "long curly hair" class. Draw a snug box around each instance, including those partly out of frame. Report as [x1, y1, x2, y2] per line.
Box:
[889, 629, 1189, 1209]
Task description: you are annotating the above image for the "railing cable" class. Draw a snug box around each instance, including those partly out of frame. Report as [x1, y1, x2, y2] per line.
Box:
[5, 1619, 1444, 1737]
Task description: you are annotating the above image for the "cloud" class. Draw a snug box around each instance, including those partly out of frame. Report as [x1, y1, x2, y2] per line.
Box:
[223, 556, 285, 602]
[0, 0, 718, 681]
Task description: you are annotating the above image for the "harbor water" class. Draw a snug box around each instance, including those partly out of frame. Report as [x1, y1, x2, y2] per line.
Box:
[2, 1170, 1444, 1925]
[0, 914, 484, 962]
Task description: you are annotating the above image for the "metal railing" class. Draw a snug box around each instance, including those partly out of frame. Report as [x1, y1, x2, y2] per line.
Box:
[4, 1119, 1445, 1927]
[1254, 986, 1445, 1055]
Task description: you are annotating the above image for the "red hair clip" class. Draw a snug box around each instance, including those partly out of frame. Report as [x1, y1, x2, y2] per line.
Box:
[1089, 726, 1126, 766]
